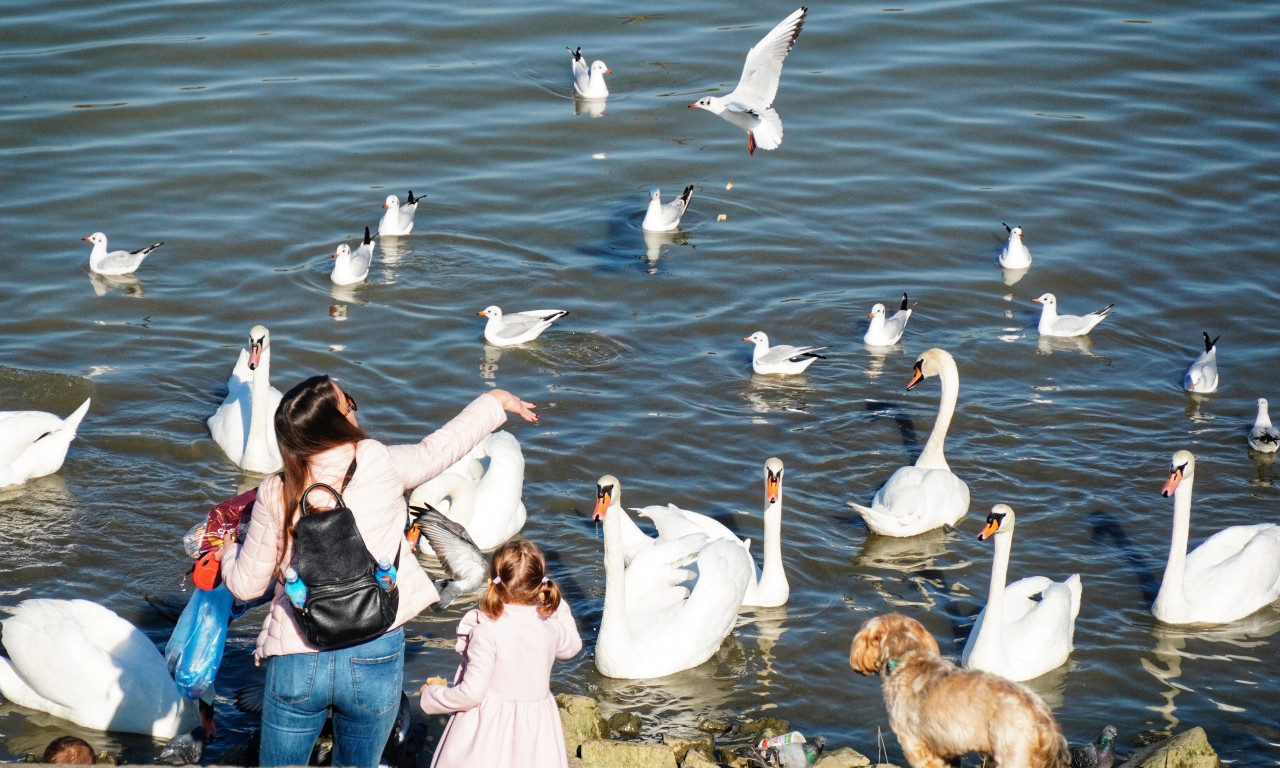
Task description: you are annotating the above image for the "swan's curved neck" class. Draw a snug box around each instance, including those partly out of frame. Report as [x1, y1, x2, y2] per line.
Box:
[1159, 474, 1193, 603]
[760, 494, 786, 590]
[599, 505, 634, 656]
[917, 357, 958, 469]
[983, 529, 1012, 646]
[243, 349, 272, 463]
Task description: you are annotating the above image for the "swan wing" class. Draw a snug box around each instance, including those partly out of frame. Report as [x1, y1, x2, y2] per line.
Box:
[1183, 524, 1280, 609]
[855, 466, 968, 537]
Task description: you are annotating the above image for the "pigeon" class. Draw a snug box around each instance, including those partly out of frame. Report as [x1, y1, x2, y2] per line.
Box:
[864, 293, 912, 347]
[999, 223, 1032, 269]
[688, 7, 807, 154]
[569, 46, 610, 99]
[84, 232, 163, 275]
[378, 191, 423, 236]
[478, 305, 568, 347]
[331, 226, 374, 286]
[1182, 331, 1219, 393]
[1069, 725, 1117, 768]
[744, 331, 827, 375]
[1033, 293, 1113, 337]
[409, 503, 487, 609]
[1248, 398, 1279, 453]
[642, 185, 694, 232]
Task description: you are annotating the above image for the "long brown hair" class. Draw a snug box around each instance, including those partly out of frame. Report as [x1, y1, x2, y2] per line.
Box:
[480, 540, 561, 619]
[275, 375, 368, 560]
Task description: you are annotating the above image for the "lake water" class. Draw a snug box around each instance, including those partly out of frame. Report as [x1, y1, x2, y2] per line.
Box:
[2, 0, 1279, 764]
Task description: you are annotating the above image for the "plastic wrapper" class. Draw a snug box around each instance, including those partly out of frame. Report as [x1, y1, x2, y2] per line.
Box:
[164, 582, 234, 700]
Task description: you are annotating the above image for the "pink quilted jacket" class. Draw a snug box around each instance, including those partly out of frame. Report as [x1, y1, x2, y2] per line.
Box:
[221, 393, 506, 662]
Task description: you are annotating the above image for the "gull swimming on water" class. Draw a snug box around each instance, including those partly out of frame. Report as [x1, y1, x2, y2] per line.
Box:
[378, 191, 423, 236]
[744, 331, 827, 375]
[864, 293, 912, 347]
[998, 223, 1032, 269]
[1248, 398, 1279, 454]
[1033, 293, 1113, 337]
[688, 7, 807, 155]
[1182, 331, 1219, 393]
[642, 185, 694, 232]
[478, 306, 568, 347]
[84, 232, 163, 276]
[331, 226, 374, 286]
[569, 47, 610, 99]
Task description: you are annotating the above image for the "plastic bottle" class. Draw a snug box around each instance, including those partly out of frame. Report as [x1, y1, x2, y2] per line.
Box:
[284, 567, 307, 609]
[376, 557, 397, 590]
[758, 731, 806, 750]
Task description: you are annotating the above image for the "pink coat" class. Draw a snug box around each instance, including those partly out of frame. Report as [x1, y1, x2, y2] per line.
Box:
[420, 601, 582, 768]
[221, 393, 506, 662]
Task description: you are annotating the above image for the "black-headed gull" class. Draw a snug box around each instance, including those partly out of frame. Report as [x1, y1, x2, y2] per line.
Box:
[1033, 293, 1113, 337]
[1182, 332, 1219, 393]
[1248, 398, 1279, 453]
[84, 232, 163, 276]
[478, 305, 568, 347]
[569, 46, 610, 99]
[688, 7, 807, 155]
[642, 185, 694, 232]
[744, 330, 826, 375]
[864, 293, 912, 347]
[378, 191, 423, 236]
[331, 227, 374, 286]
[999, 223, 1032, 269]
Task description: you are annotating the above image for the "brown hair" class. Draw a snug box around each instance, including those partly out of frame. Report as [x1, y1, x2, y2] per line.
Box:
[480, 540, 561, 619]
[274, 375, 368, 563]
[43, 736, 95, 765]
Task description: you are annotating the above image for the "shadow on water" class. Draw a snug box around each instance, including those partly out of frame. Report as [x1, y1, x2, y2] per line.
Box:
[862, 400, 919, 454]
[1088, 510, 1160, 605]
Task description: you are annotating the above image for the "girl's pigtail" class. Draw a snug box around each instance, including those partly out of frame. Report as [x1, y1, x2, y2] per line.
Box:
[536, 575, 562, 618]
[480, 575, 505, 619]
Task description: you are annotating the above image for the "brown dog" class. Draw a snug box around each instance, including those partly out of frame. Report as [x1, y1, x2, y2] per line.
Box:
[849, 614, 1069, 768]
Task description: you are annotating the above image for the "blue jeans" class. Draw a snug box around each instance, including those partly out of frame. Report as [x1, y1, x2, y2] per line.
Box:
[259, 627, 405, 768]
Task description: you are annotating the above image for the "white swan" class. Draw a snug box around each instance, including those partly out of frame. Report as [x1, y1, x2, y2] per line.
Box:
[0, 599, 205, 738]
[594, 485, 752, 679]
[407, 430, 525, 552]
[741, 457, 789, 608]
[207, 325, 283, 474]
[848, 348, 970, 537]
[1152, 450, 1280, 625]
[592, 475, 659, 565]
[0, 398, 90, 488]
[1182, 332, 1219, 393]
[961, 505, 1081, 681]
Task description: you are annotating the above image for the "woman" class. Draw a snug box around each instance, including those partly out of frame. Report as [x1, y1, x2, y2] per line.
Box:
[220, 375, 537, 767]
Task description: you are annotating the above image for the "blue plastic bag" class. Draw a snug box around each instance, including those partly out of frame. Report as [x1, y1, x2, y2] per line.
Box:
[165, 582, 233, 700]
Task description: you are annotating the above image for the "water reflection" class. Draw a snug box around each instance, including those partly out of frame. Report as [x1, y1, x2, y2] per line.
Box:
[1036, 334, 1095, 357]
[1183, 392, 1213, 423]
[642, 229, 680, 266]
[1001, 266, 1030, 286]
[479, 343, 503, 382]
[1248, 449, 1277, 486]
[852, 527, 955, 573]
[88, 271, 143, 298]
[739, 607, 789, 691]
[379, 235, 412, 284]
[589, 638, 746, 734]
[573, 95, 607, 118]
[862, 347, 900, 379]
[741, 373, 813, 417]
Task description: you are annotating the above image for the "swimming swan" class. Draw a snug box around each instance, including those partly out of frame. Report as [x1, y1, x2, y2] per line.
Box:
[0, 398, 90, 488]
[408, 430, 526, 552]
[207, 325, 282, 474]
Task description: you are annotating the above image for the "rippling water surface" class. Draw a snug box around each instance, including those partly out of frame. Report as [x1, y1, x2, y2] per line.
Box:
[2, 0, 1279, 764]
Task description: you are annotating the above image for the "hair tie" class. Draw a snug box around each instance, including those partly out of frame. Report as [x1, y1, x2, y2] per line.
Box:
[540, 576, 549, 585]
[491, 576, 502, 585]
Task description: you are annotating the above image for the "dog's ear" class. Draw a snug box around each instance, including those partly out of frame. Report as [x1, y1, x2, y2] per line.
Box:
[849, 617, 882, 674]
[850, 614, 939, 675]
[895, 614, 940, 655]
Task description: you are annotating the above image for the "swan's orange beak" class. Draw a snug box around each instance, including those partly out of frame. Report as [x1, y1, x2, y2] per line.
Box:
[978, 516, 1000, 540]
[906, 362, 924, 391]
[248, 338, 264, 370]
[1162, 465, 1184, 497]
[766, 471, 781, 505]
[592, 487, 611, 522]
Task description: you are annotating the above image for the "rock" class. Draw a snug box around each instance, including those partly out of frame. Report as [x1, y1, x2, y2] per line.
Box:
[699, 719, 733, 734]
[718, 745, 754, 767]
[682, 748, 721, 768]
[663, 734, 716, 763]
[558, 694, 608, 757]
[815, 747, 874, 768]
[1117, 726, 1219, 768]
[736, 717, 791, 743]
[609, 711, 644, 740]
[579, 738, 678, 768]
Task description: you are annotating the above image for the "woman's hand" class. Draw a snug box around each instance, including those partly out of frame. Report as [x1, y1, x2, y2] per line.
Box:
[488, 389, 538, 423]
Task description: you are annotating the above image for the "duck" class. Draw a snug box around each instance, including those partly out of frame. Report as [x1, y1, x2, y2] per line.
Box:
[407, 430, 526, 552]
[1033, 293, 1113, 337]
[478, 306, 568, 347]
[84, 232, 163, 276]
[1152, 450, 1280, 625]
[378, 191, 423, 236]
[1248, 398, 1279, 453]
[744, 331, 828, 376]
[568, 46, 610, 99]
[741, 457, 789, 608]
[848, 348, 970, 537]
[961, 505, 1082, 681]
[331, 226, 375, 286]
[207, 325, 283, 474]
[0, 398, 91, 488]
[998, 223, 1032, 269]
[1182, 331, 1219, 393]
[863, 293, 911, 347]
[0, 598, 214, 739]
[642, 185, 694, 232]
[593, 481, 752, 679]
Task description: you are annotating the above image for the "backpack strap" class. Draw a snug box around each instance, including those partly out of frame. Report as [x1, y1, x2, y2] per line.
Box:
[300, 456, 359, 516]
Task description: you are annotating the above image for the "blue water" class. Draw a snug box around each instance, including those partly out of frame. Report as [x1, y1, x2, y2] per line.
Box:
[2, 0, 1279, 763]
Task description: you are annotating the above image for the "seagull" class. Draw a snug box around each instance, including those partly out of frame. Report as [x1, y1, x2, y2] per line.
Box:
[642, 185, 694, 232]
[1249, 398, 1280, 453]
[1182, 331, 1219, 393]
[688, 7, 807, 155]
[864, 293, 912, 347]
[744, 331, 827, 375]
[568, 46, 610, 99]
[409, 504, 487, 610]
[378, 191, 423, 236]
[999, 223, 1032, 269]
[331, 226, 374, 286]
[84, 232, 163, 276]
[478, 306, 568, 347]
[1033, 293, 1113, 337]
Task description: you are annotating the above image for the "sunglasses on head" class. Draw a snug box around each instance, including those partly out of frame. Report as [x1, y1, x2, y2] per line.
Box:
[341, 390, 357, 415]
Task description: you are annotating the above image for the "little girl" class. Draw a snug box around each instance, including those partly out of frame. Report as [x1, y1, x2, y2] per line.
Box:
[419, 540, 582, 768]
